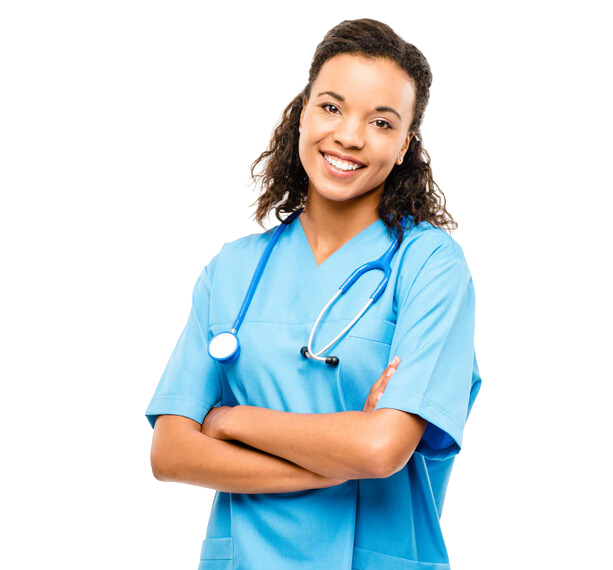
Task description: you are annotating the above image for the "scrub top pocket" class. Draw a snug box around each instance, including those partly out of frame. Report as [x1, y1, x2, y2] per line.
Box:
[198, 536, 233, 570]
[338, 319, 395, 411]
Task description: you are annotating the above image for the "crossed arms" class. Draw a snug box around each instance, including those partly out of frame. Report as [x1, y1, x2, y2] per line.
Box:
[150, 358, 428, 494]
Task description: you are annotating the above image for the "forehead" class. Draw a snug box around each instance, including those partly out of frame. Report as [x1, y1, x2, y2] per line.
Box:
[312, 53, 415, 119]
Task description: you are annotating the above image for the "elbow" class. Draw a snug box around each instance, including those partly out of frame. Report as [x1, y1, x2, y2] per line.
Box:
[367, 435, 413, 480]
[364, 436, 396, 479]
[149, 414, 203, 482]
[383, 454, 413, 478]
[364, 409, 426, 478]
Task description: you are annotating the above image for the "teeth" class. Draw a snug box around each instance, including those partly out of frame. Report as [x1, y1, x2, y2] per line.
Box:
[323, 153, 362, 171]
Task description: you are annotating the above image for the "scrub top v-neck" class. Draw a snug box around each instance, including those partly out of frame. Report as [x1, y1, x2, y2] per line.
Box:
[145, 214, 482, 569]
[295, 214, 385, 269]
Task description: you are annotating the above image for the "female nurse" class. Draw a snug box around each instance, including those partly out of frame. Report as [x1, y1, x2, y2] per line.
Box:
[147, 18, 482, 570]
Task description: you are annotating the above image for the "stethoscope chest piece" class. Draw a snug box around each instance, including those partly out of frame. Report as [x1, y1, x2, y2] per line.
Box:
[208, 331, 240, 365]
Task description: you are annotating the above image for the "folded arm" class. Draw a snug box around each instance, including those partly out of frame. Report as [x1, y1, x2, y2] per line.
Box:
[150, 414, 348, 493]
[213, 405, 428, 480]
[195, 359, 427, 481]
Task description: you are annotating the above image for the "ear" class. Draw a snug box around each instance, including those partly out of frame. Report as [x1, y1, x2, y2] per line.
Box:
[397, 132, 414, 165]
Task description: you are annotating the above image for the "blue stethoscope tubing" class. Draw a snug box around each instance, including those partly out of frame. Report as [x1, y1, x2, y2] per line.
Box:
[207, 207, 408, 367]
[233, 208, 303, 338]
[206, 208, 302, 366]
[301, 216, 403, 366]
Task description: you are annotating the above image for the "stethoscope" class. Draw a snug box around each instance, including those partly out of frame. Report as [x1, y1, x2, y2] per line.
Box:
[207, 207, 408, 367]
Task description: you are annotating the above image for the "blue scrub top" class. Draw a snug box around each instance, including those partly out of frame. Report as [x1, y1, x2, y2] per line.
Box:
[146, 215, 482, 570]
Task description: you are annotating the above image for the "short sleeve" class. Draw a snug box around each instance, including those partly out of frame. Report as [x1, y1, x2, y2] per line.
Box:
[145, 255, 223, 429]
[375, 237, 482, 461]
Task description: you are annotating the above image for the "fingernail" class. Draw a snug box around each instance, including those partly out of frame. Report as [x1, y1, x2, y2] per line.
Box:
[386, 367, 396, 377]
[391, 356, 400, 366]
[376, 393, 383, 401]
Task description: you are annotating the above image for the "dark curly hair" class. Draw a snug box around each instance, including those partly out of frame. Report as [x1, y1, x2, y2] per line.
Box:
[249, 18, 457, 245]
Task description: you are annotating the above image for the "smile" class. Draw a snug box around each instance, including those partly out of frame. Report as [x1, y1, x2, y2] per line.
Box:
[322, 152, 365, 172]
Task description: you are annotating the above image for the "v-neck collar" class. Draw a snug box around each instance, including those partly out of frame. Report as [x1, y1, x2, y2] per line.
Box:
[294, 215, 386, 270]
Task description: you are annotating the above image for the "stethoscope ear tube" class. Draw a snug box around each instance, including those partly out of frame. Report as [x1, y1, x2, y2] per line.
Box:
[300, 223, 402, 366]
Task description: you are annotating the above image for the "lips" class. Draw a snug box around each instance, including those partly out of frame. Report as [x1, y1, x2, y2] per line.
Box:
[320, 151, 366, 179]
[321, 151, 366, 170]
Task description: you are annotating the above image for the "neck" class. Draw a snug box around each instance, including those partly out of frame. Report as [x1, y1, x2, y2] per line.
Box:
[298, 186, 382, 254]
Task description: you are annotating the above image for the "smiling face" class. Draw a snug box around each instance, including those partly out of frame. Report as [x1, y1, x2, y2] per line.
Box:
[298, 53, 416, 209]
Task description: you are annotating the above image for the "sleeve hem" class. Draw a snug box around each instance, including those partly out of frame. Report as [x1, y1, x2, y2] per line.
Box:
[145, 395, 218, 429]
[374, 390, 463, 461]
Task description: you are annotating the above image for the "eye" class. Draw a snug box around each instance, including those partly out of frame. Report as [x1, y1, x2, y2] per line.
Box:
[321, 103, 340, 114]
[373, 119, 393, 130]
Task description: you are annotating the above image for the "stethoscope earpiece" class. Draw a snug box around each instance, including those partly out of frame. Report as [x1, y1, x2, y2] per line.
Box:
[300, 346, 340, 367]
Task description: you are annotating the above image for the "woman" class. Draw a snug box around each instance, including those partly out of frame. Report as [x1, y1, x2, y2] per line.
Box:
[146, 18, 482, 570]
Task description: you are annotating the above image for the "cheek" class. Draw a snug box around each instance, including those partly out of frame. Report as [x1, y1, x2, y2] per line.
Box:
[372, 142, 400, 170]
[297, 135, 311, 169]
[302, 109, 331, 142]
[374, 139, 399, 159]
[299, 128, 324, 165]
[302, 123, 324, 145]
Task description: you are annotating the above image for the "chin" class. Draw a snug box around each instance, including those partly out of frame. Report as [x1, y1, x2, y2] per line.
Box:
[309, 182, 383, 202]
[314, 187, 368, 204]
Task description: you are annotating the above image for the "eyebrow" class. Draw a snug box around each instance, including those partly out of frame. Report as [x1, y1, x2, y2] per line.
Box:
[375, 105, 402, 122]
[316, 91, 402, 121]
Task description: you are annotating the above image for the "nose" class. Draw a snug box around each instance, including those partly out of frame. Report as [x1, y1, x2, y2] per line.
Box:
[332, 116, 365, 149]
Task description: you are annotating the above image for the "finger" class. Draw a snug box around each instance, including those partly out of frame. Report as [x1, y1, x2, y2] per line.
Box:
[370, 358, 400, 394]
[364, 368, 399, 412]
[364, 388, 386, 413]
[379, 365, 397, 387]
[364, 357, 401, 412]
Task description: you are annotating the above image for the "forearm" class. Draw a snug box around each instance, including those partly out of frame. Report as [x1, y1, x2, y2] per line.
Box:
[220, 406, 383, 480]
[153, 418, 347, 494]
[174, 437, 344, 494]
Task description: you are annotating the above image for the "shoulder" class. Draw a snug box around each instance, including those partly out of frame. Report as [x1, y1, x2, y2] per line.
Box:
[393, 220, 472, 296]
[221, 226, 277, 256]
[398, 219, 467, 265]
[194, 225, 277, 288]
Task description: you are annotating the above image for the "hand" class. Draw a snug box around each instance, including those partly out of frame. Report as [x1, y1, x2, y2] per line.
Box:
[201, 405, 233, 440]
[362, 356, 400, 412]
